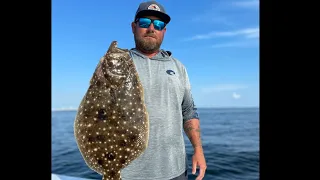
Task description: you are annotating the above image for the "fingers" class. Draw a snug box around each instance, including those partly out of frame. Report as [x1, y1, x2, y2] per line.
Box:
[192, 161, 197, 175]
[195, 166, 206, 180]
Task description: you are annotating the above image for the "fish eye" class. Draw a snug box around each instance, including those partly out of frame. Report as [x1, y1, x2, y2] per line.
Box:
[108, 61, 114, 67]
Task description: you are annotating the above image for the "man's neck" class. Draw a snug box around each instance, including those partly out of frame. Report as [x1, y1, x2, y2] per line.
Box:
[135, 47, 159, 58]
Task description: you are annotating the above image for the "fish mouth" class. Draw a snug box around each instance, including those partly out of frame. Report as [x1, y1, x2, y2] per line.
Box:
[107, 70, 126, 78]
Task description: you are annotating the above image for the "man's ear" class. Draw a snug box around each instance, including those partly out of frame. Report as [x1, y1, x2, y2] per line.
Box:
[163, 27, 167, 34]
[131, 22, 136, 34]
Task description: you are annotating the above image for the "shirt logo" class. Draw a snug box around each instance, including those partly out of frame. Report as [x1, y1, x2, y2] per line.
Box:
[166, 70, 175, 75]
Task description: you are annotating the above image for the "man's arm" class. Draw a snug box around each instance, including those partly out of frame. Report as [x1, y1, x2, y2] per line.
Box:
[183, 119, 203, 153]
[181, 66, 206, 180]
[180, 66, 203, 152]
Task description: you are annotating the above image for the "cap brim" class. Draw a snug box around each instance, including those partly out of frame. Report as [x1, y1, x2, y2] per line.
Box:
[135, 10, 171, 24]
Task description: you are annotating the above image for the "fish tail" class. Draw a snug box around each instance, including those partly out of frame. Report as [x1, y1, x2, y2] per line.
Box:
[102, 171, 121, 180]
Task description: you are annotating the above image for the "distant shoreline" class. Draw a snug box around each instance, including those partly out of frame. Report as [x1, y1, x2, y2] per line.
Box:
[52, 106, 259, 112]
[52, 109, 78, 112]
[197, 106, 259, 109]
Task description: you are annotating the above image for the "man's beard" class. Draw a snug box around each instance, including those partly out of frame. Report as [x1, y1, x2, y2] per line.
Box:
[134, 32, 162, 54]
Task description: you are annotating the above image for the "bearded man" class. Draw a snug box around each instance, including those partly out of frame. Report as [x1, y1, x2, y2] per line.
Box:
[120, 1, 207, 180]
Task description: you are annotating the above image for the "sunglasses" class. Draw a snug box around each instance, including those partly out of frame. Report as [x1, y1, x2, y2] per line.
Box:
[135, 17, 166, 31]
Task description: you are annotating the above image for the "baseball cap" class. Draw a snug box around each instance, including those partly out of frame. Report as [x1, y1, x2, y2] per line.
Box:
[134, 1, 171, 24]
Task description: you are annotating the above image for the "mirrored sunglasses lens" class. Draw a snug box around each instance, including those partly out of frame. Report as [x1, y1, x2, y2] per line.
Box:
[153, 20, 165, 30]
[139, 18, 151, 28]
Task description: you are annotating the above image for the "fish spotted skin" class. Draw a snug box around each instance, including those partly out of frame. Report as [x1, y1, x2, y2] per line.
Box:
[74, 41, 149, 180]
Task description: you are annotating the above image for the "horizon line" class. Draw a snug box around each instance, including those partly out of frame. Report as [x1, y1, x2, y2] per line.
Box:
[52, 106, 259, 112]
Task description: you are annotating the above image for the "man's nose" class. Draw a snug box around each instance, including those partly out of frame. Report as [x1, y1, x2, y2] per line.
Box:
[147, 23, 155, 31]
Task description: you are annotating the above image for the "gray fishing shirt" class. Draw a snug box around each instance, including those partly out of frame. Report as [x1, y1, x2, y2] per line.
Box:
[120, 48, 199, 180]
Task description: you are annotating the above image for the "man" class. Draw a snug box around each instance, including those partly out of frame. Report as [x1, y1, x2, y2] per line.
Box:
[120, 1, 207, 180]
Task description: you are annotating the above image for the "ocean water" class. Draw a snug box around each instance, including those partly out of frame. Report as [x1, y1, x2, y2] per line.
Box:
[52, 107, 259, 180]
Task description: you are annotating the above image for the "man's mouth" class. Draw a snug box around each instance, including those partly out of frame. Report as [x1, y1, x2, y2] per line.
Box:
[145, 35, 156, 39]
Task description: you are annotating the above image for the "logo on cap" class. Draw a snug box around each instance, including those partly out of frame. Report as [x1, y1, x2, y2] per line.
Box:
[147, 4, 161, 11]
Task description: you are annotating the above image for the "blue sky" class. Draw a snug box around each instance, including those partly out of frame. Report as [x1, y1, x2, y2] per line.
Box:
[52, 0, 259, 110]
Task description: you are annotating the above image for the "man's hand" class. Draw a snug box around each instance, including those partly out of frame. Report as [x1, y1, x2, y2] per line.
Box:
[192, 151, 207, 180]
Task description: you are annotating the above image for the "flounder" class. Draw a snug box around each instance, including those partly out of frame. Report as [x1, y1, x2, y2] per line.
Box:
[74, 41, 149, 180]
